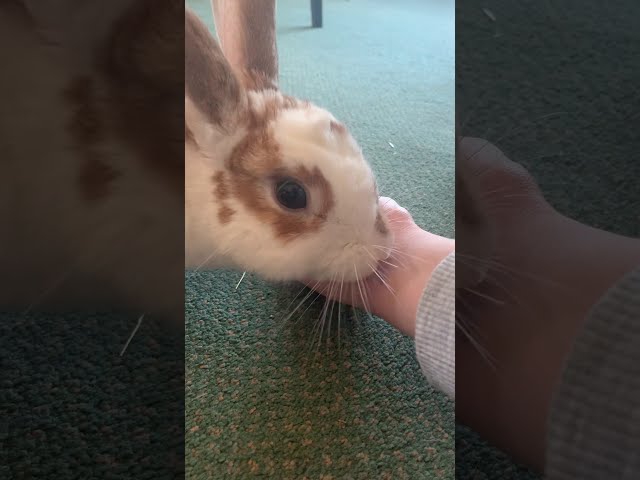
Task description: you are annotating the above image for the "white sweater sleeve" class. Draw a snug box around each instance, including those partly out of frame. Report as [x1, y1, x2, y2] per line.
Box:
[414, 250, 640, 476]
[414, 252, 455, 400]
[545, 266, 640, 479]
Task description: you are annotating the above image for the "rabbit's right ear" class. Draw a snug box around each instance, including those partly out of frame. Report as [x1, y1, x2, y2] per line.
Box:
[211, 0, 279, 91]
[185, 7, 246, 161]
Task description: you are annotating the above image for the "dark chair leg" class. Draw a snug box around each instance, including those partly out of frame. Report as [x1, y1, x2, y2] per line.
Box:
[311, 0, 323, 28]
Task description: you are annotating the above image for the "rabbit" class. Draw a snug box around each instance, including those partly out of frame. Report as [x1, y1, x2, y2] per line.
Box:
[0, 0, 184, 319]
[185, 6, 394, 283]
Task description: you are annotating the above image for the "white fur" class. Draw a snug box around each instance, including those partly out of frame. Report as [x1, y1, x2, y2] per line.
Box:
[185, 90, 393, 283]
[0, 7, 183, 314]
[185, 96, 247, 168]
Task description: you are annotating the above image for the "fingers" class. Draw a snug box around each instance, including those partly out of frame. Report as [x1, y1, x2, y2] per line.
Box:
[378, 196, 404, 212]
[378, 196, 415, 226]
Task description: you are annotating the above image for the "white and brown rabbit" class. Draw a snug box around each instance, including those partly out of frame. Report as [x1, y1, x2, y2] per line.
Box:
[0, 0, 184, 318]
[185, 6, 393, 283]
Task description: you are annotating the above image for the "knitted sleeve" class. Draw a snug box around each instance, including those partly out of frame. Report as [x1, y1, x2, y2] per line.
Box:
[414, 252, 455, 400]
[545, 266, 640, 479]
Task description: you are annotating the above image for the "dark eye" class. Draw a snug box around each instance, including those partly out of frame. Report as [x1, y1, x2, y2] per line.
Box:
[275, 179, 307, 210]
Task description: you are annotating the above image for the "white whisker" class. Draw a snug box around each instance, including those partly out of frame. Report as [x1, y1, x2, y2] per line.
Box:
[120, 314, 145, 357]
[235, 271, 247, 290]
[337, 272, 344, 350]
[194, 249, 219, 272]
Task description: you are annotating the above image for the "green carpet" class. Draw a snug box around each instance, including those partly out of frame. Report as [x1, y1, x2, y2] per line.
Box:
[456, 0, 640, 478]
[186, 0, 455, 478]
[2, 312, 184, 479]
[457, 0, 640, 238]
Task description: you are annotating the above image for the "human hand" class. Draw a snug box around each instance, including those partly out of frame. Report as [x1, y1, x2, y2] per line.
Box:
[305, 196, 454, 338]
[455, 137, 640, 471]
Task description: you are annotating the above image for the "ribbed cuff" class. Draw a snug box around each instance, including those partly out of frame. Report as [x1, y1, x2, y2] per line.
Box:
[545, 266, 640, 479]
[415, 252, 455, 400]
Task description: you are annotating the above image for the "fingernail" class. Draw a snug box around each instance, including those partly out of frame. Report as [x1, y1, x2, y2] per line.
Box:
[379, 196, 399, 208]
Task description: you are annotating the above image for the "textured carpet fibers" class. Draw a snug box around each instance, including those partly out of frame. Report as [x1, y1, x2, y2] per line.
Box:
[186, 0, 454, 479]
[2, 313, 184, 479]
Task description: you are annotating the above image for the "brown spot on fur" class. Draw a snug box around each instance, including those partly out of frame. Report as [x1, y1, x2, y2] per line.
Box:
[64, 77, 101, 143]
[218, 205, 235, 224]
[226, 126, 335, 242]
[375, 209, 389, 235]
[198, 75, 328, 239]
[212, 171, 235, 224]
[63, 76, 121, 202]
[213, 171, 229, 199]
[78, 160, 121, 202]
[103, 0, 184, 196]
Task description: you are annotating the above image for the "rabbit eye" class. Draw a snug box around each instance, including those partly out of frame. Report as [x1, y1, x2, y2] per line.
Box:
[275, 179, 307, 210]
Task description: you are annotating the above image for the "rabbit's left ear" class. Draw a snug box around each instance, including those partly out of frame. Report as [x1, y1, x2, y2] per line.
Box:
[211, 0, 279, 91]
[185, 6, 248, 168]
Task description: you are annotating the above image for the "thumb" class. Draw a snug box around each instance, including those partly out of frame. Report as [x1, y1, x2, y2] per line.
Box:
[378, 196, 416, 227]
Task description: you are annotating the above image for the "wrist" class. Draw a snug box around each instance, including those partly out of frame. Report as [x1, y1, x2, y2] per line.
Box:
[384, 228, 454, 337]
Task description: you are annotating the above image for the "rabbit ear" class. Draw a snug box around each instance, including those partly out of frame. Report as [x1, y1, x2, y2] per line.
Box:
[185, 6, 247, 161]
[211, 0, 279, 91]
